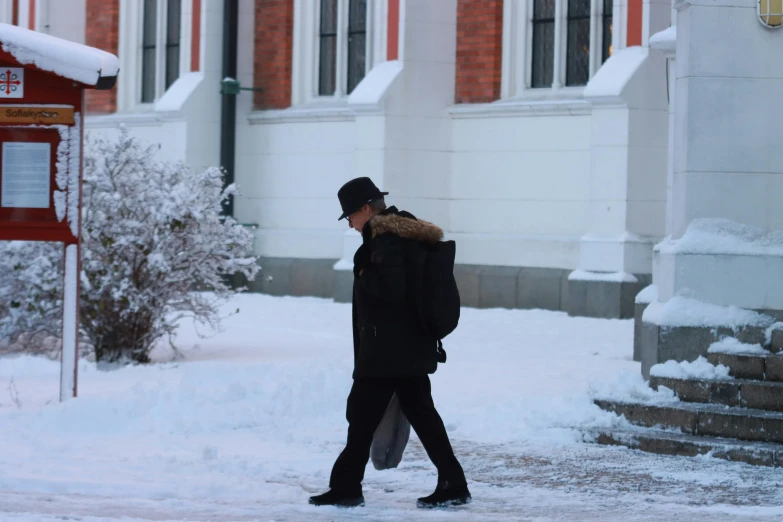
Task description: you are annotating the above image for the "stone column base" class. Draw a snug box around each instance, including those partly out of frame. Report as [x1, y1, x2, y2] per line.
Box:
[567, 272, 652, 319]
[636, 301, 783, 378]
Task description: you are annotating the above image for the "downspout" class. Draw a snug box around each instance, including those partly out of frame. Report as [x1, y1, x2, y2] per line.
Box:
[220, 0, 238, 217]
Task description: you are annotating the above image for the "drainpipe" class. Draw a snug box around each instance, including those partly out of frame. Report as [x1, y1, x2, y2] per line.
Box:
[220, 0, 238, 217]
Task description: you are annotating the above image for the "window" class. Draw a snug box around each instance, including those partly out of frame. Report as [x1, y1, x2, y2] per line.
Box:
[141, 0, 156, 102]
[291, 0, 384, 106]
[318, 0, 337, 95]
[531, 0, 555, 88]
[565, 0, 590, 86]
[502, 0, 618, 97]
[140, 0, 182, 103]
[317, 0, 367, 97]
[166, 0, 181, 90]
[602, 0, 613, 63]
[346, 0, 367, 94]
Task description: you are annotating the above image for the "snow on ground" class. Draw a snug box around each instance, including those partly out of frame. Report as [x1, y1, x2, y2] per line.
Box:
[2, 294, 783, 521]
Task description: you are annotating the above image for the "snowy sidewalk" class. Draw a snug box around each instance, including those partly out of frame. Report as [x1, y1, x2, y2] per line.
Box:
[1, 294, 782, 521]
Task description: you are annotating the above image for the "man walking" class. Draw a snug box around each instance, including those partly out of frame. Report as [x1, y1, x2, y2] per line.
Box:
[309, 177, 470, 509]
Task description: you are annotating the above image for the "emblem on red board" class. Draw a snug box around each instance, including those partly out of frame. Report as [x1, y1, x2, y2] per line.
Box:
[0, 68, 23, 98]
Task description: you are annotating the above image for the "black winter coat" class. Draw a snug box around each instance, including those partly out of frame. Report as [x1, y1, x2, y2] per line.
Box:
[351, 207, 442, 378]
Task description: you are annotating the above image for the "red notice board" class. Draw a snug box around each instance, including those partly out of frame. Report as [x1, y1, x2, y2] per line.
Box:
[0, 127, 68, 241]
[0, 22, 118, 402]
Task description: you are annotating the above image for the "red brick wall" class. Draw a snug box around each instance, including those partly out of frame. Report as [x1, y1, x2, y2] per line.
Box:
[254, 0, 294, 110]
[455, 0, 504, 104]
[85, 0, 119, 114]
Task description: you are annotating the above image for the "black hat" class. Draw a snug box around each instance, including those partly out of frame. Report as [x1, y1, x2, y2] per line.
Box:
[337, 177, 389, 221]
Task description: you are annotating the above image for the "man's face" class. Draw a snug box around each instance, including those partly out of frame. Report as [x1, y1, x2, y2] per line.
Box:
[347, 204, 372, 232]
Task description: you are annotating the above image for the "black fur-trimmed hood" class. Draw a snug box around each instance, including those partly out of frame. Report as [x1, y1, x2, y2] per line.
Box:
[368, 209, 443, 244]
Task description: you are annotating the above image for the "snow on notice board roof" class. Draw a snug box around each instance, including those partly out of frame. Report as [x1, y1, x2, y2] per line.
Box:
[0, 23, 119, 86]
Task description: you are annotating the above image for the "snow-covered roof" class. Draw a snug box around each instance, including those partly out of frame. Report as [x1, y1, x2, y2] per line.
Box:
[0, 23, 119, 87]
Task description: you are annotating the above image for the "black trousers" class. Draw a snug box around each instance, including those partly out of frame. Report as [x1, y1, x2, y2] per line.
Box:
[329, 376, 466, 494]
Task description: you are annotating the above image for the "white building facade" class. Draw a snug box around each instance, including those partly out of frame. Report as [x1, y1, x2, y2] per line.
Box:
[15, 0, 682, 318]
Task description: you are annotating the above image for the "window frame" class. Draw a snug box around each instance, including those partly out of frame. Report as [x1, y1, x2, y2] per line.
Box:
[291, 0, 385, 107]
[501, 0, 620, 98]
[118, 0, 192, 112]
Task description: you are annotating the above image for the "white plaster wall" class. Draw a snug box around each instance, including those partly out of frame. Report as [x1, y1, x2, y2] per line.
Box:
[656, 251, 783, 310]
[381, 0, 456, 228]
[234, 117, 357, 259]
[86, 118, 189, 163]
[450, 113, 592, 268]
[86, 0, 221, 180]
[578, 45, 669, 275]
[234, 0, 459, 261]
[41, 0, 86, 42]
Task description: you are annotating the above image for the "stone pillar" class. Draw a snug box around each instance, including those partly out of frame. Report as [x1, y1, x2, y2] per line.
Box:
[655, 0, 783, 308]
[571, 43, 668, 318]
[569, 0, 672, 319]
[641, 0, 783, 376]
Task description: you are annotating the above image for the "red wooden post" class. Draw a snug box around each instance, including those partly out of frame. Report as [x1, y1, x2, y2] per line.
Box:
[0, 24, 117, 402]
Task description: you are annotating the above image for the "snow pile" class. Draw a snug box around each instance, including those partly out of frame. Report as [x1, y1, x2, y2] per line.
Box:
[643, 295, 774, 328]
[589, 371, 678, 405]
[656, 218, 783, 256]
[66, 113, 81, 237]
[650, 356, 732, 381]
[707, 337, 769, 355]
[0, 23, 119, 85]
[11, 358, 352, 439]
[568, 270, 638, 283]
[765, 322, 783, 345]
[649, 26, 677, 52]
[3, 295, 783, 520]
[635, 284, 658, 304]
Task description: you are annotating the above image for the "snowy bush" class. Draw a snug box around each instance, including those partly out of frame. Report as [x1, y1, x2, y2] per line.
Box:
[0, 241, 63, 357]
[0, 127, 259, 363]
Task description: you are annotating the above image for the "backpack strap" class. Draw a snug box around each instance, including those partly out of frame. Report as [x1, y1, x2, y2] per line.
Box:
[436, 340, 447, 363]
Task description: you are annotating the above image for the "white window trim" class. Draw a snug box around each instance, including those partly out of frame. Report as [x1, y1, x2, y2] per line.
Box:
[501, 0, 621, 100]
[118, 0, 192, 113]
[291, 0, 386, 107]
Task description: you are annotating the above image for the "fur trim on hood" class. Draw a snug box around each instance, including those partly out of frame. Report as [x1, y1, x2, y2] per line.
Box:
[369, 212, 443, 244]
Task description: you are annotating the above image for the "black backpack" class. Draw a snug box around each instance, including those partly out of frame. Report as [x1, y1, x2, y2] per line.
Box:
[416, 240, 460, 363]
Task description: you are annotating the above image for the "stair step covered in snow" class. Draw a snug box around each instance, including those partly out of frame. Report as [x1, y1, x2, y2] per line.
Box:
[650, 373, 783, 411]
[594, 399, 783, 444]
[705, 338, 783, 381]
[591, 428, 783, 467]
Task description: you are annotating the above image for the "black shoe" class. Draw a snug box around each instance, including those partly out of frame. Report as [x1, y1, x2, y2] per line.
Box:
[417, 481, 471, 509]
[309, 489, 365, 507]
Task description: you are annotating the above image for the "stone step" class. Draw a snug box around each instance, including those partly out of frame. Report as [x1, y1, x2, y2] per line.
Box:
[650, 375, 783, 412]
[706, 351, 783, 381]
[594, 399, 783, 444]
[589, 427, 783, 467]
